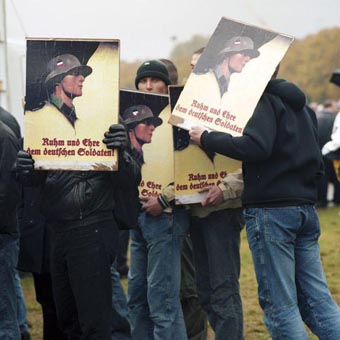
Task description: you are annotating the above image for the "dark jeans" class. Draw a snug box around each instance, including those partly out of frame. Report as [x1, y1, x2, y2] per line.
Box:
[50, 219, 118, 340]
[115, 230, 130, 276]
[180, 236, 208, 340]
[190, 209, 244, 340]
[0, 234, 20, 340]
[32, 272, 67, 340]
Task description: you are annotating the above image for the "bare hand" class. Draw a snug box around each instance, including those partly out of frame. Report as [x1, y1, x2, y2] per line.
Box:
[199, 185, 223, 207]
[140, 196, 164, 216]
[189, 126, 207, 146]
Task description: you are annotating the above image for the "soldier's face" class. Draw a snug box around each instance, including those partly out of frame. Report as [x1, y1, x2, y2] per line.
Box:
[61, 73, 85, 97]
[226, 53, 251, 73]
[134, 120, 156, 144]
[137, 77, 168, 94]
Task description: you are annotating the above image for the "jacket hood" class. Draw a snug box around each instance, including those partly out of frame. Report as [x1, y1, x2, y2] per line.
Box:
[265, 78, 306, 111]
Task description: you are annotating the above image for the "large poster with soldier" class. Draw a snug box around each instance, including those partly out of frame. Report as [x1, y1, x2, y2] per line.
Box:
[120, 90, 170, 199]
[169, 17, 294, 135]
[24, 38, 120, 170]
[170, 86, 240, 204]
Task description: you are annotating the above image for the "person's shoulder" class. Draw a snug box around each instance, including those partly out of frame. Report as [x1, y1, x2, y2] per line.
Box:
[0, 120, 15, 136]
[0, 120, 19, 148]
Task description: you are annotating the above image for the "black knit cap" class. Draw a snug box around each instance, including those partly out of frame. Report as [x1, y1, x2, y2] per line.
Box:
[135, 60, 171, 89]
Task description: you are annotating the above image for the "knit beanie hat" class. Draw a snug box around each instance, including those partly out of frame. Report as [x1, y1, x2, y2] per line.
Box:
[135, 60, 171, 89]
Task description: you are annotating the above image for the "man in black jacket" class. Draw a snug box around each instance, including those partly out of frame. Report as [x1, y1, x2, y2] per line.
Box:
[16, 124, 141, 340]
[189, 70, 340, 338]
[0, 121, 21, 339]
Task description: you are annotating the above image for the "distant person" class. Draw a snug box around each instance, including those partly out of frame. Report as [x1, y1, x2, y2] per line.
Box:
[193, 36, 259, 97]
[25, 53, 92, 139]
[123, 104, 162, 166]
[134, 60, 170, 94]
[159, 58, 179, 85]
[322, 102, 340, 158]
[189, 66, 340, 339]
[190, 47, 205, 71]
[316, 100, 340, 206]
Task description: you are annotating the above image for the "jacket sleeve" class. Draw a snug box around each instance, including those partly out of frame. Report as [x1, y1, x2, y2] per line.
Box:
[201, 95, 278, 162]
[218, 168, 243, 201]
[112, 149, 141, 188]
[0, 135, 21, 218]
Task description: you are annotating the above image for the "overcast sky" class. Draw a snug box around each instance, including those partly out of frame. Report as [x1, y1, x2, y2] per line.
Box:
[6, 0, 340, 62]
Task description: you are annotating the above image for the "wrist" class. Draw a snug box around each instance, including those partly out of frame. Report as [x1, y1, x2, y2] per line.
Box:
[157, 194, 170, 209]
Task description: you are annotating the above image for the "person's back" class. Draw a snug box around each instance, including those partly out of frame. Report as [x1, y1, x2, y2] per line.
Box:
[240, 78, 323, 206]
[191, 76, 340, 339]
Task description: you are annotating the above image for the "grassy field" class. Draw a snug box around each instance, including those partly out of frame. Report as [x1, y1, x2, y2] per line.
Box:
[21, 206, 340, 339]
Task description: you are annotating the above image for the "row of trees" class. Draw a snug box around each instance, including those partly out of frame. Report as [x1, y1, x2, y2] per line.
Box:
[120, 28, 340, 103]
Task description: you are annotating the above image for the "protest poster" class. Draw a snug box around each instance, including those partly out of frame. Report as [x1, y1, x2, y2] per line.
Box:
[169, 17, 294, 136]
[24, 38, 119, 170]
[170, 86, 240, 204]
[120, 89, 171, 198]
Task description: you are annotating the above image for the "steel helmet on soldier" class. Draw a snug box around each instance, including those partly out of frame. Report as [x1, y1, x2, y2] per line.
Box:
[218, 36, 260, 59]
[44, 54, 92, 87]
[123, 105, 162, 127]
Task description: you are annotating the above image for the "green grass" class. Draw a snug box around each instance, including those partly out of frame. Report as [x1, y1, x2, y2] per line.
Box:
[21, 206, 340, 339]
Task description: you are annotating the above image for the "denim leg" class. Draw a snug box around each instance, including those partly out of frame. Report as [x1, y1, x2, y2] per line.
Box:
[128, 209, 189, 340]
[111, 265, 131, 340]
[245, 207, 310, 339]
[0, 234, 20, 340]
[14, 268, 29, 333]
[180, 236, 208, 340]
[145, 209, 189, 340]
[190, 209, 244, 340]
[128, 225, 152, 340]
[295, 206, 340, 340]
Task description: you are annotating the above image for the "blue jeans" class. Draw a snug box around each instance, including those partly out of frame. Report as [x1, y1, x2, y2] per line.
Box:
[14, 268, 29, 334]
[190, 208, 244, 340]
[111, 265, 131, 340]
[244, 205, 340, 340]
[128, 208, 189, 340]
[0, 234, 20, 340]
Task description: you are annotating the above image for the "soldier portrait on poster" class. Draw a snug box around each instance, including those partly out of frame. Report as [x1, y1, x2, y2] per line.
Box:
[24, 38, 120, 170]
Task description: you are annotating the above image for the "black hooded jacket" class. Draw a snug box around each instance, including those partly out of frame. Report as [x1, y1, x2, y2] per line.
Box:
[201, 79, 323, 207]
[0, 122, 21, 235]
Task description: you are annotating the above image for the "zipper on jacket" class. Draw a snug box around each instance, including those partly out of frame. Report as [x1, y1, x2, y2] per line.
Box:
[74, 182, 83, 220]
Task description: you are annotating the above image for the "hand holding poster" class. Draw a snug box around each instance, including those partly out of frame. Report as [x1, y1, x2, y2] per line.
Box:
[24, 39, 120, 170]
